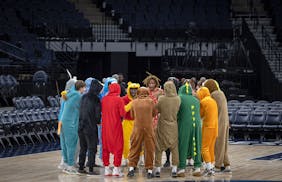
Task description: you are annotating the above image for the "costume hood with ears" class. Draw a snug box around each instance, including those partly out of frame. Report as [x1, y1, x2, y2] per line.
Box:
[84, 77, 95, 93]
[127, 82, 140, 100]
[203, 79, 220, 93]
[196, 87, 211, 101]
[178, 82, 193, 96]
[137, 87, 149, 99]
[164, 81, 177, 97]
[100, 77, 117, 98]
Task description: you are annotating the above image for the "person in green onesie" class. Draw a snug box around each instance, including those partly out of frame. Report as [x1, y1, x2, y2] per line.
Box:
[177, 82, 202, 177]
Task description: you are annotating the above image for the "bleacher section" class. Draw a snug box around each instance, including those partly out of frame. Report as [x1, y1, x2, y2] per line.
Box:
[266, 0, 282, 43]
[104, 0, 232, 40]
[0, 75, 18, 106]
[228, 100, 282, 142]
[0, 96, 60, 148]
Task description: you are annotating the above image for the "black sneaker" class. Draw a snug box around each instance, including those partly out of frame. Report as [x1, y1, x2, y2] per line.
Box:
[172, 172, 177, 178]
[93, 164, 101, 168]
[147, 172, 154, 179]
[155, 171, 160, 178]
[127, 170, 135, 177]
[163, 161, 170, 167]
[77, 169, 87, 175]
[87, 171, 99, 176]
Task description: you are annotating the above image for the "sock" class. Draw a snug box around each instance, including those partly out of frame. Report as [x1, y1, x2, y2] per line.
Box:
[172, 165, 177, 173]
[148, 169, 153, 174]
[206, 162, 212, 170]
[156, 167, 161, 173]
[129, 167, 134, 171]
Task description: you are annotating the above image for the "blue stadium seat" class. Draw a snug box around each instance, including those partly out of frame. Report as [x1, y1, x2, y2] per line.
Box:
[248, 111, 266, 130]
[263, 110, 281, 130]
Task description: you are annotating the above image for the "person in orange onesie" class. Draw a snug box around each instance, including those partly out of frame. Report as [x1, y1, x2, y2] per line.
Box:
[122, 82, 140, 166]
[127, 87, 157, 179]
[196, 87, 218, 176]
[101, 83, 125, 177]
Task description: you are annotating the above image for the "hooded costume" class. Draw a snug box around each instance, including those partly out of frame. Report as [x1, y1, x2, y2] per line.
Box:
[60, 85, 83, 166]
[122, 82, 140, 160]
[101, 83, 125, 167]
[155, 81, 180, 171]
[98, 77, 117, 159]
[127, 87, 157, 171]
[177, 83, 202, 172]
[57, 78, 77, 168]
[203, 79, 231, 169]
[196, 87, 218, 169]
[78, 79, 103, 172]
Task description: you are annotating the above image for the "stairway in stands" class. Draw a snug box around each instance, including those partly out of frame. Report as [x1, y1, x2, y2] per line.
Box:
[69, 0, 130, 41]
[232, 0, 282, 82]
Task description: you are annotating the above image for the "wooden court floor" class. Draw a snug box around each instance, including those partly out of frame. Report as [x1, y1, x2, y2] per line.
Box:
[0, 144, 282, 182]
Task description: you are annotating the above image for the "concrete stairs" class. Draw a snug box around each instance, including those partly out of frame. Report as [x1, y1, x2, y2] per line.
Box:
[232, 0, 282, 82]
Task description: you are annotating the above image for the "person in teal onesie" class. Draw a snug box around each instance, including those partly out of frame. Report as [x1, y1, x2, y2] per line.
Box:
[60, 80, 86, 174]
[57, 78, 77, 170]
[177, 83, 202, 177]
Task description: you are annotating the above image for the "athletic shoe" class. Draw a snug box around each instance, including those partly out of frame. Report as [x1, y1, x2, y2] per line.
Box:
[223, 166, 232, 173]
[177, 169, 185, 177]
[104, 166, 112, 176]
[192, 168, 201, 177]
[154, 171, 160, 178]
[127, 170, 135, 177]
[65, 166, 79, 175]
[112, 167, 124, 177]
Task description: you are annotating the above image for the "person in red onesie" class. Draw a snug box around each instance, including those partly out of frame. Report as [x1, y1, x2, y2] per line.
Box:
[101, 83, 125, 177]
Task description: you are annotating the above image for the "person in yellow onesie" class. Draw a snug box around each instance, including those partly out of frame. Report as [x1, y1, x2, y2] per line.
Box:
[122, 82, 140, 166]
[196, 87, 218, 176]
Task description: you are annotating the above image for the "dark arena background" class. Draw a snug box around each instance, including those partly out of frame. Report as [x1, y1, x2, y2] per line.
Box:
[0, 0, 282, 181]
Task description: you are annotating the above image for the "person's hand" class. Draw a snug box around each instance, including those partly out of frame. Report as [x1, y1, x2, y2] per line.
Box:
[57, 121, 62, 135]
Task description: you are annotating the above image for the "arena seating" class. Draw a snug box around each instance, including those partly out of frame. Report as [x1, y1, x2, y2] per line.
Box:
[266, 0, 282, 42]
[0, 96, 60, 148]
[0, 0, 91, 40]
[0, 75, 18, 105]
[228, 100, 282, 141]
[104, 0, 232, 39]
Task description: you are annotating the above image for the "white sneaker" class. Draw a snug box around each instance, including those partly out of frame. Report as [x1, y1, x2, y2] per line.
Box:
[177, 169, 185, 177]
[104, 166, 112, 176]
[223, 166, 232, 173]
[214, 167, 222, 173]
[112, 167, 124, 177]
[121, 159, 128, 166]
[203, 168, 215, 176]
[192, 167, 201, 176]
[64, 166, 79, 175]
[58, 162, 67, 170]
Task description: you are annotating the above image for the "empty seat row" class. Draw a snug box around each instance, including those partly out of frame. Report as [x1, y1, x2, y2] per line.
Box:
[12, 96, 45, 110]
[0, 107, 59, 148]
[229, 110, 282, 130]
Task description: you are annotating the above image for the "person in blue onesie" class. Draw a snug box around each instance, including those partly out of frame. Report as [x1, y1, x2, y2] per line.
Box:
[60, 80, 86, 174]
[57, 78, 77, 170]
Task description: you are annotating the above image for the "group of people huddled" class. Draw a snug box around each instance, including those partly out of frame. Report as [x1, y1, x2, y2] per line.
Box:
[57, 72, 231, 179]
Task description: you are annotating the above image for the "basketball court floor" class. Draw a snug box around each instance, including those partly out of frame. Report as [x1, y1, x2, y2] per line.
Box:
[0, 143, 282, 182]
